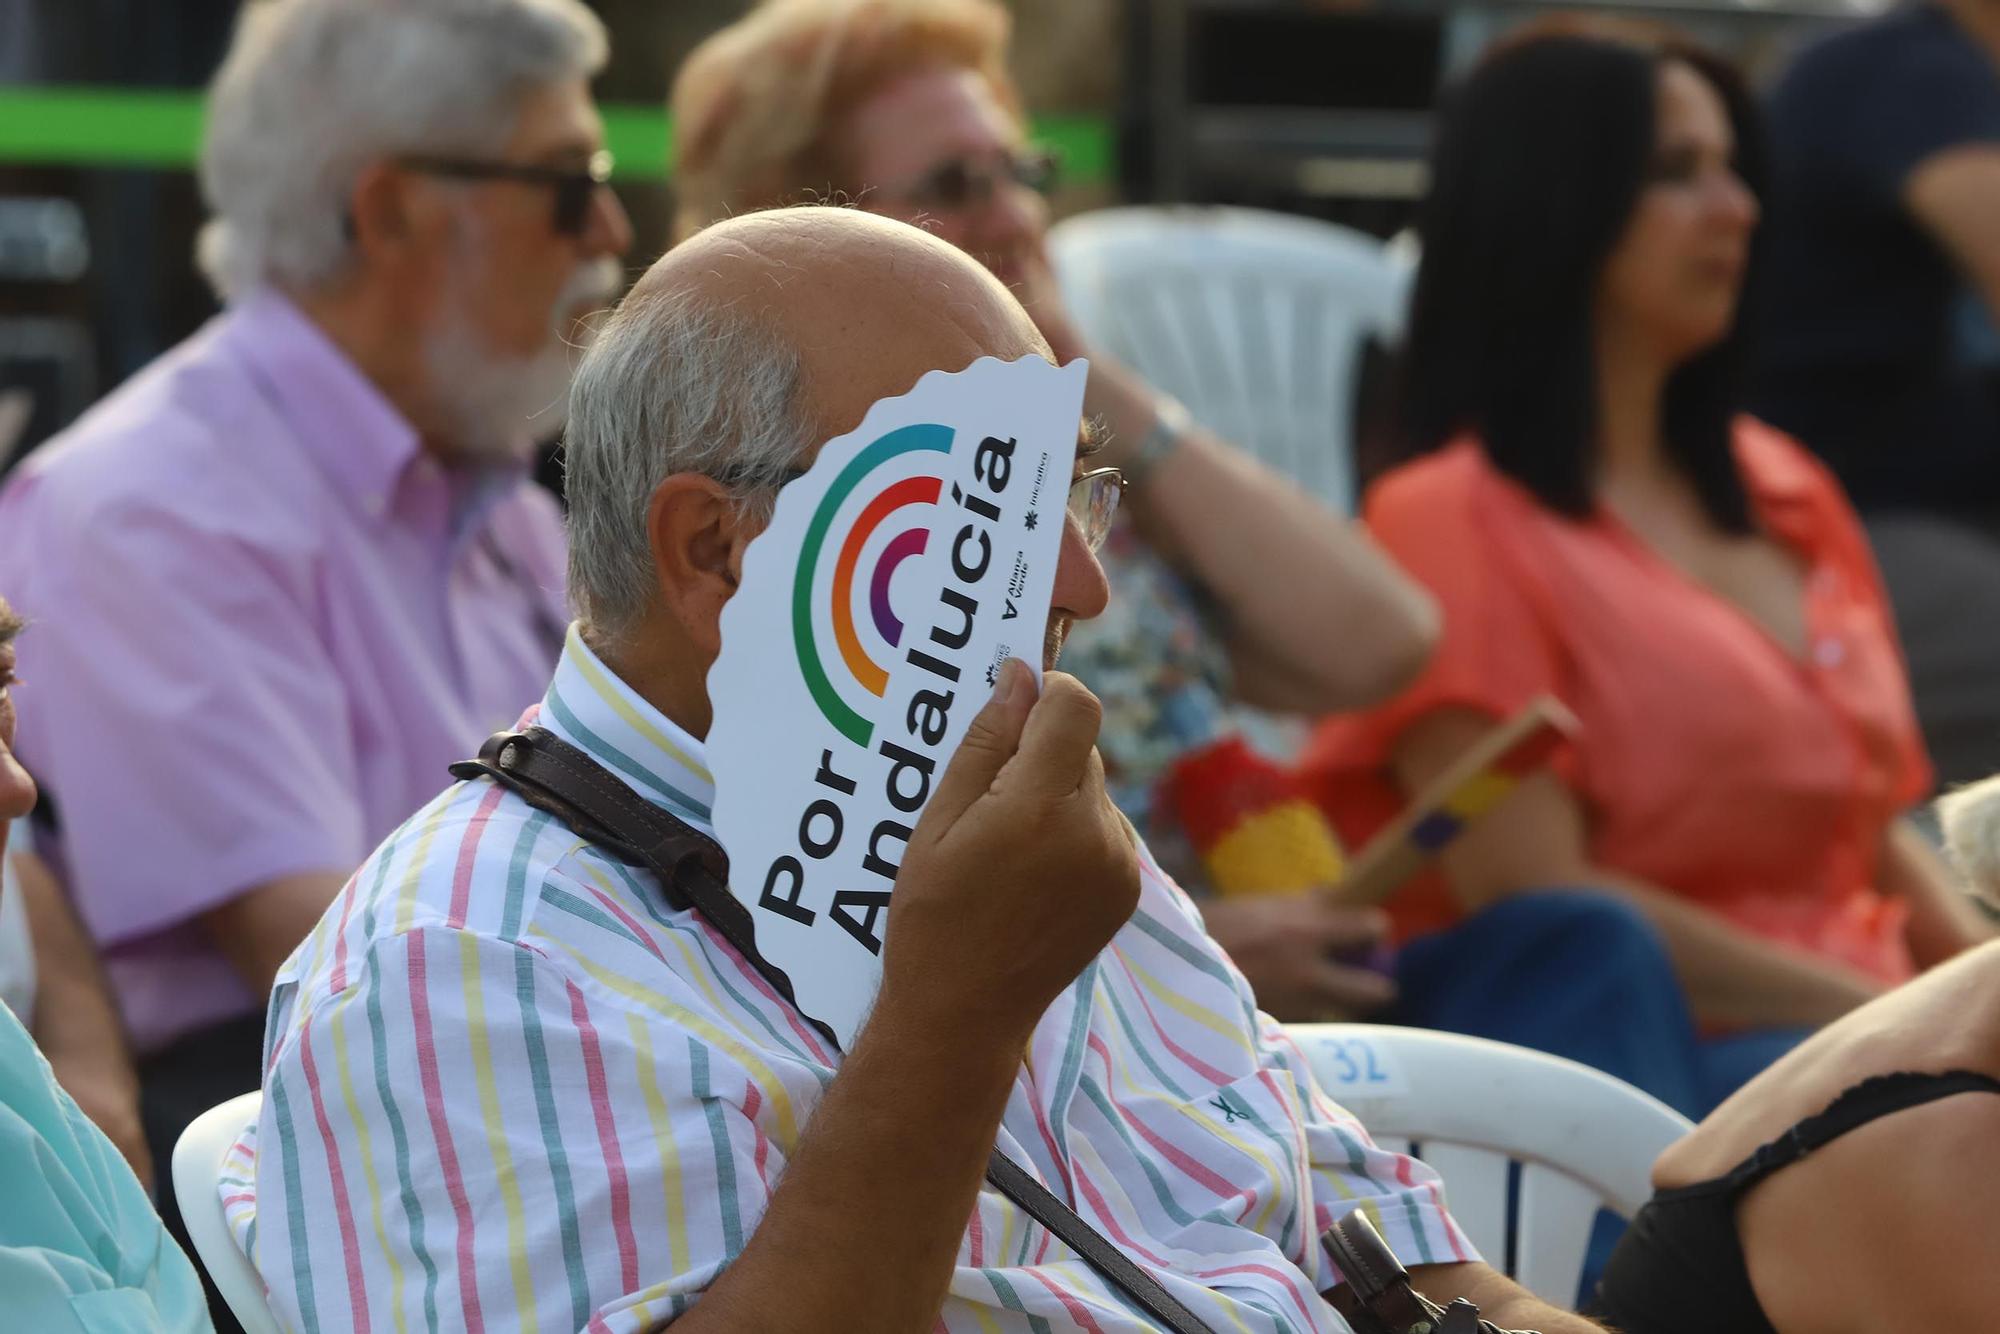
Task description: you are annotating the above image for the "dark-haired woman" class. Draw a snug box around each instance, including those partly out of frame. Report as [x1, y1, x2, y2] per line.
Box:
[1304, 23, 1992, 1114]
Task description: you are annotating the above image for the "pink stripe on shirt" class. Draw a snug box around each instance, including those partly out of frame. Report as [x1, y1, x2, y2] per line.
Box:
[298, 1031, 372, 1334]
[568, 978, 641, 1291]
[407, 932, 486, 1332]
[448, 785, 507, 930]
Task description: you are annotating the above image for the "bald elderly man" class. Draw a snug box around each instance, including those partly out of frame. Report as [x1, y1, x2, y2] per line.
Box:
[236, 209, 1597, 1333]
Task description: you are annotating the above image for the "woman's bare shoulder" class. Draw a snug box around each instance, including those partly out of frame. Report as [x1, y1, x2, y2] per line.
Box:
[1741, 1087, 2000, 1331]
[1659, 947, 2000, 1185]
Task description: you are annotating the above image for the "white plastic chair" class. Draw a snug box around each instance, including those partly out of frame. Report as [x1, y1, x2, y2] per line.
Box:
[1285, 1023, 1692, 1304]
[172, 1089, 284, 1334]
[165, 1033, 1675, 1325]
[1047, 205, 1412, 514]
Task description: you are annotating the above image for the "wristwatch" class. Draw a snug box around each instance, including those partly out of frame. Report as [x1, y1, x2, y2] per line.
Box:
[1123, 393, 1195, 485]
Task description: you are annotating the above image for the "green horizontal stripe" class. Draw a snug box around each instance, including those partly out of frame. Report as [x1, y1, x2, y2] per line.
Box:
[0, 87, 208, 169]
[607, 105, 674, 179]
[0, 86, 1112, 184]
[1033, 114, 1114, 184]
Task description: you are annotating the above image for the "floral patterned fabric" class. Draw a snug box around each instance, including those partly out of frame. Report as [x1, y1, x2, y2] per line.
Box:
[1061, 517, 1238, 887]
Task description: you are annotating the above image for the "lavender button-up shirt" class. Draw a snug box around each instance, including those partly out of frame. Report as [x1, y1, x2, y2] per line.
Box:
[0, 290, 568, 1052]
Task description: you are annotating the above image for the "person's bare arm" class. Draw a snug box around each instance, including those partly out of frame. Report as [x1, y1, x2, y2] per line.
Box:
[675, 664, 1141, 1332]
[1906, 146, 2000, 323]
[200, 870, 349, 1000]
[1396, 709, 1883, 1030]
[1016, 252, 1438, 713]
[1879, 818, 1993, 970]
[1406, 1262, 1607, 1333]
[1091, 357, 1438, 712]
[14, 847, 151, 1186]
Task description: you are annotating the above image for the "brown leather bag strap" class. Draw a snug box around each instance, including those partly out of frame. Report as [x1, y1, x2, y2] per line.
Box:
[1322, 1210, 1449, 1333]
[449, 727, 819, 1038]
[451, 727, 1217, 1334]
[981, 1148, 1215, 1332]
[1321, 1211, 1535, 1334]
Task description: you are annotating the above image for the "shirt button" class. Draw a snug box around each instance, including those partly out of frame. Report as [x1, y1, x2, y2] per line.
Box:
[1814, 637, 1845, 668]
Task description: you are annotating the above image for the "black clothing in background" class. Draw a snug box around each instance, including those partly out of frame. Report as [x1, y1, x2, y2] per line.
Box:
[1752, 4, 2000, 517]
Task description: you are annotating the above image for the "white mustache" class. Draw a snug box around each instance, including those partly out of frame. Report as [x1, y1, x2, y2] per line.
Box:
[556, 257, 628, 342]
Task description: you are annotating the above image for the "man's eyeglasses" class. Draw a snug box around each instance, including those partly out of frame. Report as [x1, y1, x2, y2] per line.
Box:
[399, 148, 614, 236]
[874, 147, 1060, 212]
[714, 460, 1121, 554]
[1068, 467, 1123, 554]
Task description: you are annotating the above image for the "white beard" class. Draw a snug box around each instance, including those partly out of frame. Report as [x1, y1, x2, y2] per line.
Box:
[423, 253, 624, 464]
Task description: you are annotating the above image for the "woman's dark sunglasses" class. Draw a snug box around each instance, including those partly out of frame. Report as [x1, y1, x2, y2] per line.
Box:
[398, 148, 614, 236]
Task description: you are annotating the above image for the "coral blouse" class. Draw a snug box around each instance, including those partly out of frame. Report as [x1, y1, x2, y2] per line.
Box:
[1304, 420, 1929, 985]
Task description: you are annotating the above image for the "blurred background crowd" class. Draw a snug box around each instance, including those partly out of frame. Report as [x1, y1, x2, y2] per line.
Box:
[5, 0, 2000, 1329]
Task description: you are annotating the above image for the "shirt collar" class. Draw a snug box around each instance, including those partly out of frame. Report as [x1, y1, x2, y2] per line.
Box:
[226, 287, 423, 516]
[533, 624, 717, 833]
[1730, 415, 1829, 557]
[1735, 417, 1817, 508]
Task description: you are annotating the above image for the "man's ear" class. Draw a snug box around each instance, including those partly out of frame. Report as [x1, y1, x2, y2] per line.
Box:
[346, 161, 453, 280]
[346, 162, 414, 261]
[646, 473, 752, 659]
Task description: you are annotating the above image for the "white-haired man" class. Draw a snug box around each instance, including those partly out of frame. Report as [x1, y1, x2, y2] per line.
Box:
[238, 207, 1601, 1333]
[0, 0, 631, 1245]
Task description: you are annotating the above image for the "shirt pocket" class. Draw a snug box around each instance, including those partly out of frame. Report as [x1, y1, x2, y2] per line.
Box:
[1157, 1067, 1317, 1258]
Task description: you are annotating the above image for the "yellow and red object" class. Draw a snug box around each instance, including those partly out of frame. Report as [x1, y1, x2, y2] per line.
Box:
[1160, 737, 1345, 898]
[1161, 696, 1578, 908]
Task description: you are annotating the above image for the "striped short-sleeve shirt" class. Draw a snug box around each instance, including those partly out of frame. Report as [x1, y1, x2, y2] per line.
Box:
[227, 627, 1473, 1333]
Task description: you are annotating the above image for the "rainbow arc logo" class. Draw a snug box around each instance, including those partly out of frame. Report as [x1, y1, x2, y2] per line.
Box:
[793, 423, 954, 746]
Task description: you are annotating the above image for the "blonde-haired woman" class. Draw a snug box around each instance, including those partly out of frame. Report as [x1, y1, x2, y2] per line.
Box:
[671, 0, 1439, 1021]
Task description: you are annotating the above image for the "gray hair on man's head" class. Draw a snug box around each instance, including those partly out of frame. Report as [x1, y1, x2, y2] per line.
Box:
[197, 0, 608, 301]
[563, 283, 810, 646]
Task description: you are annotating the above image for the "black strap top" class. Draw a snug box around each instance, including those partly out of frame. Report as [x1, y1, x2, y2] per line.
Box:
[1591, 1069, 2000, 1333]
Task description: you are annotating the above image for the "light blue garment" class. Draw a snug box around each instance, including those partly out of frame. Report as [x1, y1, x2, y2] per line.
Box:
[0, 830, 35, 1021]
[0, 998, 212, 1333]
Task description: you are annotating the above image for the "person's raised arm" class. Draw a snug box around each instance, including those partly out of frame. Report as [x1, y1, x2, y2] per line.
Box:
[675, 662, 1140, 1332]
[1906, 146, 2000, 326]
[1016, 253, 1438, 713]
[1396, 708, 1883, 1030]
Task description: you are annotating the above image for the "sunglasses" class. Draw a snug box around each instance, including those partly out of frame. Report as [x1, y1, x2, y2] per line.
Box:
[398, 148, 614, 236]
[875, 147, 1061, 212]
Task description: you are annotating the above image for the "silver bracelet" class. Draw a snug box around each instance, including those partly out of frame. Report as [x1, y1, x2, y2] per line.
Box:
[1123, 394, 1194, 486]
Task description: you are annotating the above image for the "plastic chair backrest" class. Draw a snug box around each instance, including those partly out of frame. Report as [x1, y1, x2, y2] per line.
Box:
[172, 1088, 284, 1334]
[1286, 1023, 1692, 1304]
[1047, 205, 1411, 515]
